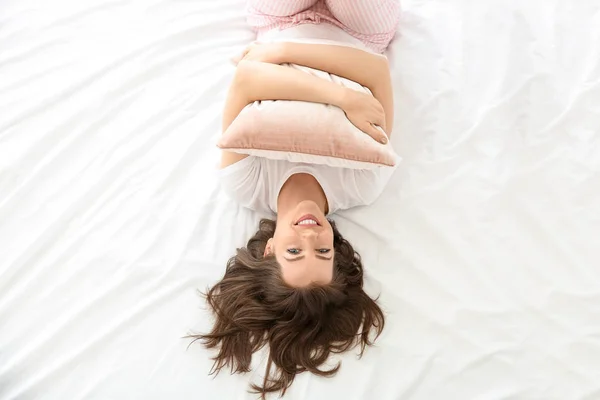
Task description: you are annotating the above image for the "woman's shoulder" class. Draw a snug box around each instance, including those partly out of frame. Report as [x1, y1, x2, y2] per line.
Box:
[218, 155, 258, 177]
[219, 156, 295, 214]
[219, 156, 268, 211]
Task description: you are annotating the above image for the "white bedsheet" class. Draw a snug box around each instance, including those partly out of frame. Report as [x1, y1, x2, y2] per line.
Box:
[1, 0, 600, 399]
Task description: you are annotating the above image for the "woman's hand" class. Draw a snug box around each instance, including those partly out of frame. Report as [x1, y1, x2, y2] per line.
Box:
[232, 42, 285, 65]
[340, 89, 388, 144]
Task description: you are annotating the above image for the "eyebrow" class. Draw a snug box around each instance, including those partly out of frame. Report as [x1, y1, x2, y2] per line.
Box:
[283, 254, 333, 262]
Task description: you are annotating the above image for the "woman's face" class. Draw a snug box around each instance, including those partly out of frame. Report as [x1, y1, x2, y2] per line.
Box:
[265, 200, 334, 287]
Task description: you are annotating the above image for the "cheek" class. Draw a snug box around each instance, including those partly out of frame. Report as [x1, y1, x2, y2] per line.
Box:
[271, 227, 295, 252]
[272, 227, 283, 245]
[326, 225, 335, 244]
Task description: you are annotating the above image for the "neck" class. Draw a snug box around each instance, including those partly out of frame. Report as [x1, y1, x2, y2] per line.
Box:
[277, 174, 329, 215]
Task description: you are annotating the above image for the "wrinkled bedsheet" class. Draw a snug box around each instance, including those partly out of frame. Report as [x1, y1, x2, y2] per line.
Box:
[1, 0, 600, 399]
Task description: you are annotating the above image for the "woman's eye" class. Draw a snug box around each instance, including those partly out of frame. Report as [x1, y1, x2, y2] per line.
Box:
[318, 249, 331, 254]
[287, 248, 300, 255]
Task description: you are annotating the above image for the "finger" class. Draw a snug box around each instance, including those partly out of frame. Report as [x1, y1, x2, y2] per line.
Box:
[370, 123, 388, 144]
[376, 114, 386, 131]
[231, 49, 248, 65]
[371, 112, 385, 132]
[379, 131, 389, 144]
[361, 123, 384, 144]
[246, 42, 261, 54]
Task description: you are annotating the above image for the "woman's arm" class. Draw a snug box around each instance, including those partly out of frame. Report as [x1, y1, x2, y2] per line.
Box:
[221, 60, 386, 168]
[239, 43, 394, 134]
[278, 43, 388, 91]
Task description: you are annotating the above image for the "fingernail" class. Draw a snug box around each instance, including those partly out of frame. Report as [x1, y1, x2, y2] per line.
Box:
[380, 137, 388, 144]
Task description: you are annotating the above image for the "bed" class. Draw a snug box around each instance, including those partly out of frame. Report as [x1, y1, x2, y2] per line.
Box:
[1, 0, 600, 399]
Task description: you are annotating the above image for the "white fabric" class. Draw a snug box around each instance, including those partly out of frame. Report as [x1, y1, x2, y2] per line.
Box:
[226, 147, 397, 169]
[219, 156, 397, 215]
[258, 22, 373, 52]
[1, 1, 600, 400]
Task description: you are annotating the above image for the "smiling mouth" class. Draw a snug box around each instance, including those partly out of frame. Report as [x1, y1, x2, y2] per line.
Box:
[294, 214, 321, 226]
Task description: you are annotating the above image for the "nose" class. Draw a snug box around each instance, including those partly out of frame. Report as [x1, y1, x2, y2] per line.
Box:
[300, 229, 318, 239]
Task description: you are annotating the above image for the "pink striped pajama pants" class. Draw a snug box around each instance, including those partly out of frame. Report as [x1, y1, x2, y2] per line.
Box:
[246, 0, 401, 53]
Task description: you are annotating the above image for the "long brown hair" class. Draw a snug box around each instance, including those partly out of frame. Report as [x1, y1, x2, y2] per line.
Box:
[188, 218, 385, 398]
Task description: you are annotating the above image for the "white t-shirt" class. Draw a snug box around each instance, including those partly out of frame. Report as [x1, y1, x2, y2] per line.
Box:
[219, 23, 397, 216]
[219, 156, 397, 216]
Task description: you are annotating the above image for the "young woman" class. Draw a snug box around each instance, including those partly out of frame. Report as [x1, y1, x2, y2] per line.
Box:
[190, 1, 401, 398]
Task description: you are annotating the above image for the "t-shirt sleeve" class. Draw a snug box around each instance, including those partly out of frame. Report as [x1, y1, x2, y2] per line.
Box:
[351, 164, 399, 206]
[218, 156, 266, 212]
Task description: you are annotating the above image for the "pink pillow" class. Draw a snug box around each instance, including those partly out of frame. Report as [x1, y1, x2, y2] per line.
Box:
[217, 64, 399, 170]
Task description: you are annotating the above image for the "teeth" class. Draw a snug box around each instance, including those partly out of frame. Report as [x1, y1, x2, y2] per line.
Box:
[298, 219, 318, 225]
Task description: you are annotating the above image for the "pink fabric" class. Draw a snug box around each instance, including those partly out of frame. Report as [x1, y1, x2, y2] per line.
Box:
[246, 0, 401, 53]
